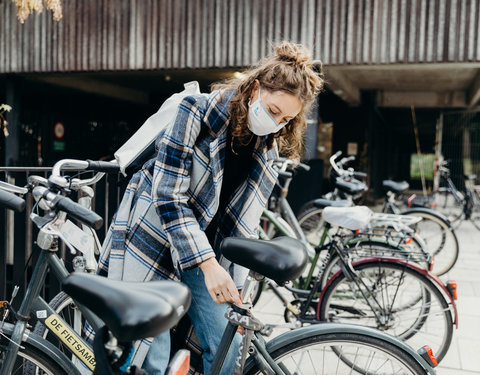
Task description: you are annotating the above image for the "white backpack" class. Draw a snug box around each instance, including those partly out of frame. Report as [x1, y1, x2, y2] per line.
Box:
[114, 81, 201, 176]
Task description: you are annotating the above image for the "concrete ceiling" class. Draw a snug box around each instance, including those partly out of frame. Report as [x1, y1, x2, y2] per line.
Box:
[324, 63, 480, 108]
[20, 64, 480, 109]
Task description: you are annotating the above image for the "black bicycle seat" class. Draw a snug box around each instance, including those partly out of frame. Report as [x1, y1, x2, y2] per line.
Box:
[307, 198, 353, 209]
[382, 180, 409, 194]
[334, 177, 367, 195]
[62, 273, 191, 342]
[220, 237, 308, 285]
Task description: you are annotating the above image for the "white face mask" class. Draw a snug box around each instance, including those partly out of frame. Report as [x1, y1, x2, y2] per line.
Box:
[248, 87, 288, 136]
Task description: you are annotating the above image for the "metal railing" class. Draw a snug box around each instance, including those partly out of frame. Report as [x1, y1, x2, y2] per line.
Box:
[0, 167, 124, 304]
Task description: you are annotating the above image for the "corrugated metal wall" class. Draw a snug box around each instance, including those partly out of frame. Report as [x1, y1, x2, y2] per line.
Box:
[1, 0, 479, 73]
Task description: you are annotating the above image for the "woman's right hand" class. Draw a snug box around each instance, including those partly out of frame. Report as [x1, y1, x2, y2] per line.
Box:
[199, 257, 242, 306]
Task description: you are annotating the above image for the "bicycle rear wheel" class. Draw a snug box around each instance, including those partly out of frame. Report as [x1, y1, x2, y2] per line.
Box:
[245, 331, 428, 375]
[318, 260, 453, 363]
[0, 337, 69, 375]
[401, 210, 459, 275]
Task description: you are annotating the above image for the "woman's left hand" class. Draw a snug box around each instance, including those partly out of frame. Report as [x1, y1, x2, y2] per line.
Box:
[199, 257, 242, 306]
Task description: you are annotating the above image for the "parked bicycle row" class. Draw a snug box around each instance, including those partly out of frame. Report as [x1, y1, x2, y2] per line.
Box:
[0, 153, 450, 375]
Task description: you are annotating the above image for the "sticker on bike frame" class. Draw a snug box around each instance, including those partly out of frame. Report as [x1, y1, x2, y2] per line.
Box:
[45, 314, 96, 370]
[36, 310, 47, 319]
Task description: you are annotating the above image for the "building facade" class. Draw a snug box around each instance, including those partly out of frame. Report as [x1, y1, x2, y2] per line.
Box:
[1, 0, 480, 191]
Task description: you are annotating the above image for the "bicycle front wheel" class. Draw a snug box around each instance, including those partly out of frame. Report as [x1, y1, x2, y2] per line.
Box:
[29, 291, 87, 373]
[297, 205, 326, 246]
[245, 331, 428, 375]
[318, 260, 453, 363]
[0, 336, 69, 375]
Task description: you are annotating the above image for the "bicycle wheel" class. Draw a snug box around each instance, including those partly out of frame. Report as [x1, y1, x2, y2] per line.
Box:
[0, 337, 69, 375]
[401, 210, 459, 275]
[318, 261, 453, 363]
[30, 291, 87, 369]
[469, 194, 480, 231]
[245, 331, 428, 375]
[297, 206, 326, 246]
[436, 191, 464, 224]
[322, 241, 426, 288]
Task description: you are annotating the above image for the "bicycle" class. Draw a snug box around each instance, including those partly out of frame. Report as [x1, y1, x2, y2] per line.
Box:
[257, 205, 457, 363]
[381, 178, 459, 275]
[255, 157, 432, 309]
[434, 160, 480, 230]
[0, 160, 120, 375]
[297, 151, 459, 276]
[0, 168, 439, 375]
[0, 185, 192, 375]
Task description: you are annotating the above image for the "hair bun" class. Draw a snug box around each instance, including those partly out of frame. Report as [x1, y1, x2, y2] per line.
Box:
[275, 42, 311, 67]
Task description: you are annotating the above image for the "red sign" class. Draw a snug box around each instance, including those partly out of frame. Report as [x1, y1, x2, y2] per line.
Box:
[54, 122, 65, 139]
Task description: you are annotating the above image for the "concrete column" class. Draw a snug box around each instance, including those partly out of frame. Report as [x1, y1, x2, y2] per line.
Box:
[304, 96, 319, 160]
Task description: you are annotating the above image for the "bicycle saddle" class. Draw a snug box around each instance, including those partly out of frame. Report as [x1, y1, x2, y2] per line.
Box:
[382, 180, 409, 194]
[62, 273, 191, 342]
[334, 177, 367, 195]
[306, 198, 353, 209]
[220, 237, 308, 285]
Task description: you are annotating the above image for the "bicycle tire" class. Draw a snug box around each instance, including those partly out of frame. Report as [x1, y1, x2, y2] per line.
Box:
[322, 241, 427, 288]
[29, 291, 87, 370]
[469, 196, 480, 231]
[401, 210, 459, 275]
[317, 260, 453, 363]
[244, 331, 428, 375]
[297, 205, 326, 246]
[0, 337, 69, 375]
[250, 281, 264, 307]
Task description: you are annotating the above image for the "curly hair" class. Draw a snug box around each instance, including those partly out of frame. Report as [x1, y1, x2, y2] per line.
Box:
[211, 41, 324, 159]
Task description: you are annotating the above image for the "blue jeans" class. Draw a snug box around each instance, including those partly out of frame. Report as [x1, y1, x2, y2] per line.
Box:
[142, 267, 241, 375]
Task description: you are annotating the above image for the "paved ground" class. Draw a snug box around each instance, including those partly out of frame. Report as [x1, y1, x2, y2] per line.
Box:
[253, 215, 480, 374]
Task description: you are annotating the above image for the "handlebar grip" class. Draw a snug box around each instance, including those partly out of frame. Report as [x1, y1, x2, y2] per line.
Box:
[0, 189, 25, 212]
[341, 156, 355, 164]
[353, 171, 367, 178]
[54, 195, 104, 230]
[298, 163, 310, 171]
[86, 160, 121, 173]
[277, 170, 293, 179]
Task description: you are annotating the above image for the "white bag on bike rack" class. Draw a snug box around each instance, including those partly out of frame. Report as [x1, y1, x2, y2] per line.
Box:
[114, 81, 201, 176]
[322, 206, 373, 230]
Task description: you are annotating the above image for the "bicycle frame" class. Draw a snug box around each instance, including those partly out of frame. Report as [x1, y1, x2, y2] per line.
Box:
[0, 231, 103, 375]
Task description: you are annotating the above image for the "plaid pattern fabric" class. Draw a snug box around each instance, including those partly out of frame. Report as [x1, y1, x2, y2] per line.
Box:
[93, 89, 278, 367]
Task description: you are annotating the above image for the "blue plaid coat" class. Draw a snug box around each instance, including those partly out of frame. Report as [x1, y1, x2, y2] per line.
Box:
[97, 89, 279, 284]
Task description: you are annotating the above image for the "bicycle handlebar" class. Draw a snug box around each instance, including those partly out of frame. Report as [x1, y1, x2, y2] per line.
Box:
[0, 189, 25, 212]
[49, 158, 120, 190]
[272, 158, 310, 173]
[34, 186, 104, 230]
[0, 180, 29, 195]
[86, 159, 121, 173]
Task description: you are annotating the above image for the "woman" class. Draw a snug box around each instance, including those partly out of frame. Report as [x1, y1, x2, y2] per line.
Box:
[97, 41, 323, 375]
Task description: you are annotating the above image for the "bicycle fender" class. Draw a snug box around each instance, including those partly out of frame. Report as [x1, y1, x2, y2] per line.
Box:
[243, 323, 436, 374]
[347, 256, 458, 328]
[1, 322, 82, 375]
[401, 207, 453, 228]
